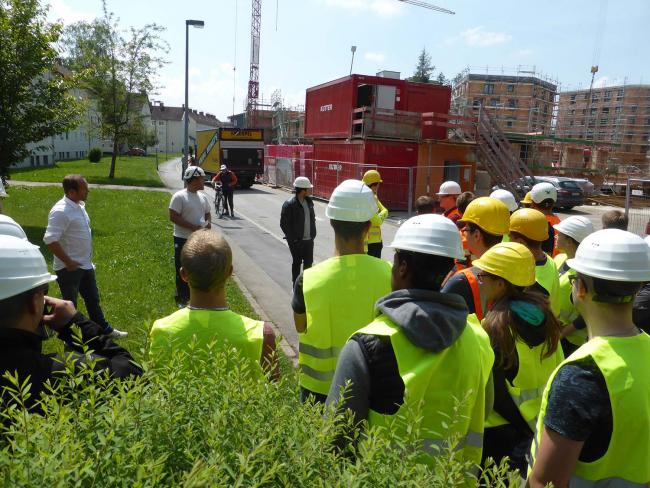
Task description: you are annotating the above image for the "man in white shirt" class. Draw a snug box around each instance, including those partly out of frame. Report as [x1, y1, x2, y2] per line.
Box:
[169, 166, 212, 307]
[43, 174, 127, 338]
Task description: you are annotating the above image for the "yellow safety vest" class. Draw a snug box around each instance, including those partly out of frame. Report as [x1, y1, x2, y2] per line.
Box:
[531, 334, 650, 486]
[536, 254, 561, 318]
[149, 308, 264, 375]
[553, 253, 568, 271]
[486, 339, 564, 432]
[300, 254, 392, 395]
[367, 195, 388, 245]
[556, 266, 588, 347]
[361, 314, 494, 474]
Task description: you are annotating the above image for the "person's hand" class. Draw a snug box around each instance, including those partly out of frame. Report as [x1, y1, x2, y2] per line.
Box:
[64, 259, 81, 272]
[41, 296, 77, 331]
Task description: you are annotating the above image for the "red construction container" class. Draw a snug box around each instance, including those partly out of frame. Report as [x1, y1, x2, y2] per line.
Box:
[308, 139, 418, 210]
[304, 74, 451, 141]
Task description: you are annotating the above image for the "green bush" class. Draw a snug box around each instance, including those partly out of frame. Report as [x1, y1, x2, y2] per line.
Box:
[0, 342, 517, 487]
[88, 147, 102, 163]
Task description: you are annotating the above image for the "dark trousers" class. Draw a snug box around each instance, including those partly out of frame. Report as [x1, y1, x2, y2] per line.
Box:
[223, 190, 234, 216]
[300, 387, 327, 405]
[174, 236, 189, 304]
[367, 242, 383, 259]
[289, 239, 314, 284]
[56, 268, 112, 332]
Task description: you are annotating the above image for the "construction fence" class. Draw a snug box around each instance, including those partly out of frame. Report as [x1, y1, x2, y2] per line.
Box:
[625, 178, 650, 237]
[263, 155, 474, 213]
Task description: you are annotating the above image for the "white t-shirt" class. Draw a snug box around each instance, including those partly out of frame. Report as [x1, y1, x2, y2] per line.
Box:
[169, 189, 211, 239]
[43, 196, 94, 271]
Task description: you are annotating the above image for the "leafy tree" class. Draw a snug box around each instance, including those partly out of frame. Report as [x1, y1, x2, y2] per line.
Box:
[0, 0, 81, 175]
[436, 72, 448, 85]
[61, 1, 167, 178]
[411, 48, 435, 83]
[126, 115, 158, 152]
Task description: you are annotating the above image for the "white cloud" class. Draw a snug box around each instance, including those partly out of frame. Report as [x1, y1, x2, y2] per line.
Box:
[46, 0, 95, 25]
[459, 26, 512, 47]
[364, 51, 385, 62]
[324, 0, 404, 18]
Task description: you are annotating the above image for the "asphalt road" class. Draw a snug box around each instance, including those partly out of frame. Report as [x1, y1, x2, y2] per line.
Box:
[158, 158, 624, 358]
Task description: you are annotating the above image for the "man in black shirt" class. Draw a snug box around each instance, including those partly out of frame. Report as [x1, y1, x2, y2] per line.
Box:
[0, 235, 142, 412]
[280, 176, 316, 285]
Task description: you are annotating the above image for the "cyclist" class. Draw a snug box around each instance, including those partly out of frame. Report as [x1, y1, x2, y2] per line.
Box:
[212, 165, 237, 217]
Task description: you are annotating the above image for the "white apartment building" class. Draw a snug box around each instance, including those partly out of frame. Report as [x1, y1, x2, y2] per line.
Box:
[149, 102, 221, 156]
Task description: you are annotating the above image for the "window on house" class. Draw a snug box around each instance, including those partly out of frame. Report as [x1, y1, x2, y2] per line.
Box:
[472, 98, 482, 108]
[506, 118, 515, 128]
[30, 156, 34, 166]
[66, 152, 70, 158]
[647, 117, 650, 125]
[35, 155, 40, 165]
[483, 83, 495, 94]
[631, 106, 638, 113]
[641, 145, 649, 154]
[490, 98, 499, 107]
[617, 89, 624, 101]
[569, 109, 576, 115]
[604, 90, 612, 101]
[600, 118, 608, 125]
[591, 93, 600, 102]
[570, 94, 576, 104]
[508, 99, 516, 108]
[569, 121, 574, 127]
[43, 155, 48, 165]
[507, 84, 515, 93]
[615, 106, 622, 114]
[65, 132, 68, 140]
[629, 117, 636, 125]
[602, 107, 609, 114]
[623, 145, 631, 152]
[590, 108, 598, 115]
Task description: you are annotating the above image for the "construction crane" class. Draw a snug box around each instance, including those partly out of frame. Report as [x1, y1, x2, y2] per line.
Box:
[246, 0, 262, 128]
[396, 0, 455, 15]
[584, 0, 608, 142]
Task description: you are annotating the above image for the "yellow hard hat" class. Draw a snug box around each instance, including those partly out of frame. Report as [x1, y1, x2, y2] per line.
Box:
[473, 242, 536, 287]
[458, 197, 510, 236]
[362, 169, 382, 186]
[522, 192, 533, 204]
[509, 208, 549, 242]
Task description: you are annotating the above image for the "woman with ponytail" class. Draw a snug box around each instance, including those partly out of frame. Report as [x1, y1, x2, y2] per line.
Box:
[469, 242, 563, 476]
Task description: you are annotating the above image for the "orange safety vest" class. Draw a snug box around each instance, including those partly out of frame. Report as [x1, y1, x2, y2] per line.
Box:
[460, 268, 485, 321]
[445, 207, 462, 224]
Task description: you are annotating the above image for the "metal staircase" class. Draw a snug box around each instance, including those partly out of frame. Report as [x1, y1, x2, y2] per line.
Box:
[474, 107, 535, 197]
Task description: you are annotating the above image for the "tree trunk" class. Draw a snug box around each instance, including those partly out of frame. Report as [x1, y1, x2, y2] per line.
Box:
[109, 138, 118, 178]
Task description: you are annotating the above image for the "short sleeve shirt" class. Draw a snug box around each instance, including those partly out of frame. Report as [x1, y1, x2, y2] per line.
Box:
[169, 189, 211, 239]
[43, 196, 94, 270]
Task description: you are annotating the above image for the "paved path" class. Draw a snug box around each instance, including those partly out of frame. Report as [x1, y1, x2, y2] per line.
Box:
[9, 179, 171, 193]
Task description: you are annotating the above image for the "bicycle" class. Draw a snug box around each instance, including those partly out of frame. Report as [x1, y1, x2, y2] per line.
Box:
[213, 182, 225, 218]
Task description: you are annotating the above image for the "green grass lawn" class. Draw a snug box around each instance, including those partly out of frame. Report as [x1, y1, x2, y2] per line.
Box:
[9, 153, 181, 188]
[3, 186, 258, 361]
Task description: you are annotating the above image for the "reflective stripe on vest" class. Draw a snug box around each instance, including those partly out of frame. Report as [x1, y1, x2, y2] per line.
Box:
[536, 255, 561, 317]
[149, 308, 264, 373]
[460, 268, 484, 321]
[361, 315, 494, 472]
[486, 339, 564, 429]
[299, 254, 392, 395]
[530, 334, 650, 484]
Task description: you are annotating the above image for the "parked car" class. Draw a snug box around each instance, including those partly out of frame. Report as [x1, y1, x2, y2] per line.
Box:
[534, 176, 585, 210]
[567, 178, 595, 197]
[127, 147, 146, 156]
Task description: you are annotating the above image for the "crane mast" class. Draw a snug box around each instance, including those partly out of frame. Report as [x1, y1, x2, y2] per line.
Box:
[247, 0, 262, 128]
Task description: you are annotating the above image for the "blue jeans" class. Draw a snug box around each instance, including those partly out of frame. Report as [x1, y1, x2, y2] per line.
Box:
[56, 268, 113, 333]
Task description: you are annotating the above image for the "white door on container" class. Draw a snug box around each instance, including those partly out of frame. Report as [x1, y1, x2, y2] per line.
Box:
[375, 85, 397, 110]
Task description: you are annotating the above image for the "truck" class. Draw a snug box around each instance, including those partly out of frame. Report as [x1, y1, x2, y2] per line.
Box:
[196, 128, 264, 188]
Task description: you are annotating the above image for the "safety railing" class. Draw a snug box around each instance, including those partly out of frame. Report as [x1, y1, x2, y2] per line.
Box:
[625, 178, 650, 237]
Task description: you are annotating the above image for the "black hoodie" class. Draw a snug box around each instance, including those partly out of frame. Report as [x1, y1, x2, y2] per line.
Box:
[325, 289, 469, 424]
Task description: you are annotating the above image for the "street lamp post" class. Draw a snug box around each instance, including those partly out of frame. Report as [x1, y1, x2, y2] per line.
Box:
[183, 19, 205, 179]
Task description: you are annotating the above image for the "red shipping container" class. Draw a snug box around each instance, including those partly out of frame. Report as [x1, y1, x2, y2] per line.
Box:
[309, 139, 418, 210]
[304, 74, 451, 141]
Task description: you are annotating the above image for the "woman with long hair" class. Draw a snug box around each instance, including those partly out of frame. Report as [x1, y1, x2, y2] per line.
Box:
[469, 242, 563, 476]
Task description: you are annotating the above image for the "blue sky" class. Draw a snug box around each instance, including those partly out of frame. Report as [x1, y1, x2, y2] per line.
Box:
[47, 0, 650, 122]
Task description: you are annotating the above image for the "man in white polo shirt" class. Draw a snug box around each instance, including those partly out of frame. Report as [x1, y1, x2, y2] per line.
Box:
[169, 166, 212, 307]
[44, 174, 126, 338]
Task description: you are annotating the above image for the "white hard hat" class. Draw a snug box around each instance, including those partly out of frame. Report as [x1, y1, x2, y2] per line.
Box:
[645, 235, 650, 247]
[0, 215, 27, 240]
[567, 229, 650, 282]
[325, 179, 378, 222]
[293, 176, 313, 189]
[436, 181, 462, 196]
[220, 164, 227, 171]
[183, 166, 205, 181]
[531, 182, 557, 203]
[389, 214, 464, 260]
[0, 235, 57, 300]
[554, 216, 594, 243]
[489, 189, 518, 212]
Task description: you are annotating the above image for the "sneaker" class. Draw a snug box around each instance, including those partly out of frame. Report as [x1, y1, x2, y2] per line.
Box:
[109, 328, 128, 339]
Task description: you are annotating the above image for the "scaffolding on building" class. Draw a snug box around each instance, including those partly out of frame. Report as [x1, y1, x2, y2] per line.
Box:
[270, 89, 305, 144]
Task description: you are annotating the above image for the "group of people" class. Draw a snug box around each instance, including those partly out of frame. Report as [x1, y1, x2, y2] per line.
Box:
[1, 169, 650, 487]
